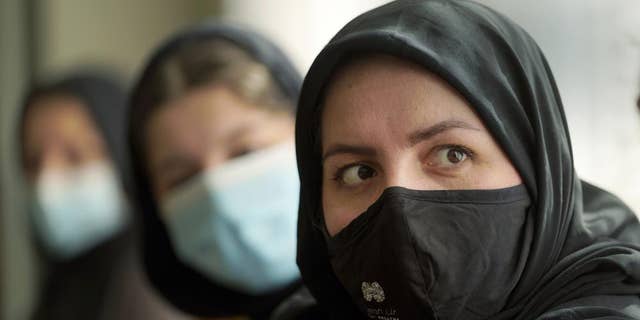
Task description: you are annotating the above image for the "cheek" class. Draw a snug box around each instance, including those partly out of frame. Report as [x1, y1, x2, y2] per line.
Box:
[321, 182, 383, 236]
[479, 136, 523, 188]
[488, 160, 522, 187]
[322, 186, 355, 236]
[471, 154, 523, 189]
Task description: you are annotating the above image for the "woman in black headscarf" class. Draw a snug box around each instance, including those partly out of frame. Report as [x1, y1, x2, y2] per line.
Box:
[127, 22, 321, 319]
[295, 1, 640, 319]
[20, 71, 182, 319]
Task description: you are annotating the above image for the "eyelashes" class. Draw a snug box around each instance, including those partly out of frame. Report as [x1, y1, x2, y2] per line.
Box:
[427, 144, 474, 168]
[329, 144, 475, 189]
[332, 162, 378, 187]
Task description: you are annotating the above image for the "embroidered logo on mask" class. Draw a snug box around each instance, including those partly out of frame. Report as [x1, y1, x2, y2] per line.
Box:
[362, 281, 385, 303]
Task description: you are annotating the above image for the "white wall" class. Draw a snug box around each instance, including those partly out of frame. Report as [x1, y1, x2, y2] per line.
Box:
[221, 0, 390, 73]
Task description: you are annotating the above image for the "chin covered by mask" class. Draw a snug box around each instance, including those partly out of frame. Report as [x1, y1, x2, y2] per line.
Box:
[294, 1, 640, 319]
[32, 161, 128, 259]
[160, 142, 300, 295]
[328, 185, 531, 319]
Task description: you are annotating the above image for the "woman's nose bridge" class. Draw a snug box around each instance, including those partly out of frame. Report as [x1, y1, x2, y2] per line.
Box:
[382, 156, 435, 190]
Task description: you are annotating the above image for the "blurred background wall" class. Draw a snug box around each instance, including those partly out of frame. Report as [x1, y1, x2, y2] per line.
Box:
[33, 0, 217, 79]
[1, 0, 33, 318]
[1, 1, 639, 319]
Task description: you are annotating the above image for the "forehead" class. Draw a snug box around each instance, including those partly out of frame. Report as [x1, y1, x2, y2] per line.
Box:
[146, 86, 273, 144]
[320, 54, 485, 147]
[144, 85, 292, 158]
[24, 95, 97, 137]
[26, 94, 88, 120]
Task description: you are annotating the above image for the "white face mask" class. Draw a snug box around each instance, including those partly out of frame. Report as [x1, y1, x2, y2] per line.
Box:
[32, 161, 128, 259]
[160, 142, 301, 294]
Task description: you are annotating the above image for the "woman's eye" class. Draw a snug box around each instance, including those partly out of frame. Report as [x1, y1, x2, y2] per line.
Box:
[429, 145, 472, 168]
[165, 170, 198, 191]
[229, 147, 255, 159]
[338, 164, 377, 186]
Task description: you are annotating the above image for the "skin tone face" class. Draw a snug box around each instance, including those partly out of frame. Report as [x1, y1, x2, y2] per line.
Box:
[22, 95, 109, 183]
[321, 55, 522, 236]
[145, 84, 295, 204]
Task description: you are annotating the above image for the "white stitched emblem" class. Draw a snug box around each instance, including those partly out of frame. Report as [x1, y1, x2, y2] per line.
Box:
[361, 281, 385, 303]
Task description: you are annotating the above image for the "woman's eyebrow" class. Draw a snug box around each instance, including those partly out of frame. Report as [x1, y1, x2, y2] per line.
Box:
[407, 119, 481, 146]
[322, 144, 377, 162]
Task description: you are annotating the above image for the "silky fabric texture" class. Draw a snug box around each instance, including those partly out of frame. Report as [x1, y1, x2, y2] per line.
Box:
[294, 0, 640, 319]
[127, 22, 305, 318]
[328, 185, 531, 319]
[161, 143, 300, 295]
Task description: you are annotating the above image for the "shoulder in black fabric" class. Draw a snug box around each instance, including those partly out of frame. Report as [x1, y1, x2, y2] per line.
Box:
[294, 0, 640, 319]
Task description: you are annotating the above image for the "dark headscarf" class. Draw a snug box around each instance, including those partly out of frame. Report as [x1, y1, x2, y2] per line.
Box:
[295, 1, 640, 319]
[127, 22, 304, 318]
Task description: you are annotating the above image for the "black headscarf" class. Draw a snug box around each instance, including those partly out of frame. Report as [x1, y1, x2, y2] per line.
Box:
[295, 1, 640, 319]
[127, 22, 304, 318]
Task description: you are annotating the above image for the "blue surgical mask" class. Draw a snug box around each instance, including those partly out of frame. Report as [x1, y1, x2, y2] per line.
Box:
[160, 142, 300, 295]
[32, 161, 127, 259]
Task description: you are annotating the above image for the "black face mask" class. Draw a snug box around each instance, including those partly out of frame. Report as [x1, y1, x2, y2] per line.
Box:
[327, 185, 532, 320]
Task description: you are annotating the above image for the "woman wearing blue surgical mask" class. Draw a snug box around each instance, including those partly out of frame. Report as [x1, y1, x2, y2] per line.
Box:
[20, 72, 187, 320]
[127, 23, 322, 320]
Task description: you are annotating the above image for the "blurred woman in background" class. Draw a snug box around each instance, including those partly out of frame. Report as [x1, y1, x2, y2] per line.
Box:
[127, 23, 321, 320]
[20, 71, 186, 320]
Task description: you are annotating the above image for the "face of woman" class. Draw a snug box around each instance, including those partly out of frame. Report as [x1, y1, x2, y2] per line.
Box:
[321, 55, 522, 236]
[22, 95, 109, 182]
[145, 85, 294, 202]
